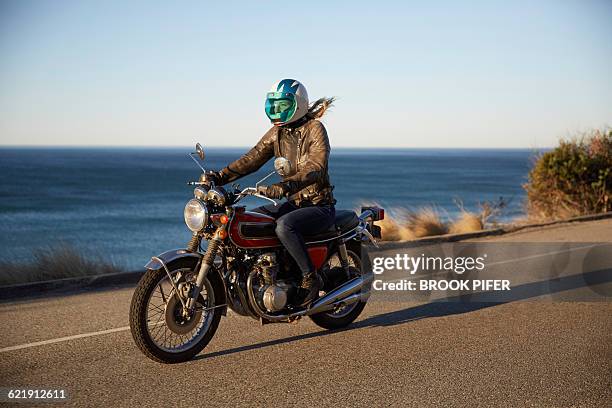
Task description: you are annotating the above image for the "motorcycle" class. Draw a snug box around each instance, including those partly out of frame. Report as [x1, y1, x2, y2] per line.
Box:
[129, 143, 384, 363]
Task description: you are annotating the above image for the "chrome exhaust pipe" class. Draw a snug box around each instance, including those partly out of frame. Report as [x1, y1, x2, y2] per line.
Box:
[306, 275, 368, 315]
[247, 272, 371, 322]
[313, 292, 361, 314]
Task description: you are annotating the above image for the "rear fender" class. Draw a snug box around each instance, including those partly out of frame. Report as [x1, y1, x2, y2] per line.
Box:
[144, 248, 227, 316]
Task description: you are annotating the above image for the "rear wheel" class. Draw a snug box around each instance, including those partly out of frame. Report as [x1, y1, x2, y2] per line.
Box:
[310, 242, 368, 330]
[129, 259, 222, 364]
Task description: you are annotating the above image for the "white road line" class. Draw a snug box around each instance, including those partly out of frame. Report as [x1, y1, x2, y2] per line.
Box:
[0, 326, 131, 353]
[485, 243, 604, 267]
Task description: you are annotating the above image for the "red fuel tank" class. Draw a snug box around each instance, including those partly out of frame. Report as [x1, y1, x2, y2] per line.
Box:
[228, 209, 282, 248]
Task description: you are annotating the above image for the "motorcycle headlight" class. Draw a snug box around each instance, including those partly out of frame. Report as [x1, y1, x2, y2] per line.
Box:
[184, 199, 208, 232]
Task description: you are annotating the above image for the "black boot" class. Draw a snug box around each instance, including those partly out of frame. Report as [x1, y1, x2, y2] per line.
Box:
[298, 272, 322, 307]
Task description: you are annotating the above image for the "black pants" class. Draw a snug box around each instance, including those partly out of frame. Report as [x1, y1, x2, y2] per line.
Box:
[253, 201, 335, 276]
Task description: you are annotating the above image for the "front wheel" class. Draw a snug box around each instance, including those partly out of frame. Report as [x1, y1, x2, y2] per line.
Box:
[310, 243, 368, 330]
[129, 259, 222, 364]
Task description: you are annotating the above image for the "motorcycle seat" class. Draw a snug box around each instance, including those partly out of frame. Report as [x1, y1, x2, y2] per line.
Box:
[335, 210, 360, 232]
[304, 210, 359, 242]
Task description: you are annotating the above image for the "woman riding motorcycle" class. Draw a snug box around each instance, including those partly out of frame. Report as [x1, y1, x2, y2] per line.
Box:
[209, 79, 336, 307]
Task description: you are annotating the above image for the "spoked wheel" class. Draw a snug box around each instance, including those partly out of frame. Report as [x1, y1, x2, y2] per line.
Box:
[310, 243, 368, 330]
[130, 260, 222, 363]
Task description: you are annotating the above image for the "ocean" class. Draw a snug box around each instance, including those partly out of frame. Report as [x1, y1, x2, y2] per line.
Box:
[0, 147, 538, 270]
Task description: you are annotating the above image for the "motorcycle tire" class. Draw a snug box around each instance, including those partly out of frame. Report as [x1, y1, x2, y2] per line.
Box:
[310, 242, 370, 330]
[129, 258, 223, 364]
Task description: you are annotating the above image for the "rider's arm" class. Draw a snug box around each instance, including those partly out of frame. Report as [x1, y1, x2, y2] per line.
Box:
[219, 127, 276, 184]
[282, 120, 330, 194]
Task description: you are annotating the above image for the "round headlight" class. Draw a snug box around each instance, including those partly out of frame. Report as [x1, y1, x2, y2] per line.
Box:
[184, 199, 208, 232]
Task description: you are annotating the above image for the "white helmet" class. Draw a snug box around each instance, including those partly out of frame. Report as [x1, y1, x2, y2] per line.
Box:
[265, 79, 309, 126]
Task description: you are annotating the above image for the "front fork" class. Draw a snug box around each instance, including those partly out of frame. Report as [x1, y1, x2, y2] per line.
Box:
[185, 225, 226, 310]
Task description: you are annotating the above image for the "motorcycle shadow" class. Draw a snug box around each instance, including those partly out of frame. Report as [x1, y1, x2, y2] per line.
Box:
[195, 267, 611, 361]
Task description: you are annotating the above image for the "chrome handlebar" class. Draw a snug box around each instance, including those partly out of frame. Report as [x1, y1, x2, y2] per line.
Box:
[188, 168, 280, 206]
[235, 187, 278, 206]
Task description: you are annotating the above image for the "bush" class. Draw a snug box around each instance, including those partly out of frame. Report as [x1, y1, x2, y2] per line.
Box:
[524, 128, 612, 220]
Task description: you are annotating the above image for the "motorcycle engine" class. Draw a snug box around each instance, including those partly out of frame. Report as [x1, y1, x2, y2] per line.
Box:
[254, 253, 290, 312]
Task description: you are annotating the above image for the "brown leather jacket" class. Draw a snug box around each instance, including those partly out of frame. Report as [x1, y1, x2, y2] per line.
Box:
[219, 119, 335, 207]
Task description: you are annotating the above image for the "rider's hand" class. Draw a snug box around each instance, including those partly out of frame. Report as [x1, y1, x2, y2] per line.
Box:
[260, 183, 287, 199]
[201, 170, 225, 186]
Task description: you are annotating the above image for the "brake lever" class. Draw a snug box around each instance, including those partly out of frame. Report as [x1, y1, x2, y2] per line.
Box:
[239, 187, 278, 206]
[361, 225, 379, 248]
[252, 193, 278, 206]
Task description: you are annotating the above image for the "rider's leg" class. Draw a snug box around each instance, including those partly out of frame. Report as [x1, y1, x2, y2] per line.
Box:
[251, 201, 296, 218]
[275, 205, 335, 306]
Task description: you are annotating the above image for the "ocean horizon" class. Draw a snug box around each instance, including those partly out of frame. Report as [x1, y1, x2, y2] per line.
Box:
[0, 147, 544, 270]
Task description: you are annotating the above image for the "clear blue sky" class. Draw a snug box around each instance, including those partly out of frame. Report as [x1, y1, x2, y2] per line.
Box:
[1, 0, 610, 148]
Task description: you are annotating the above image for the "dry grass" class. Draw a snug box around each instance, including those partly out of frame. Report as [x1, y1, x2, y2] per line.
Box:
[405, 207, 449, 237]
[449, 211, 484, 234]
[365, 198, 507, 241]
[369, 205, 448, 241]
[378, 212, 414, 241]
[522, 205, 581, 223]
[0, 244, 122, 286]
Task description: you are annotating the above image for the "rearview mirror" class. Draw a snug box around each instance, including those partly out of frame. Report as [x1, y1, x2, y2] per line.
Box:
[195, 143, 205, 160]
[274, 157, 291, 177]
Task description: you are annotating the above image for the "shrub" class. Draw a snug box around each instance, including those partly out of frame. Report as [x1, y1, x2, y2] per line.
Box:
[524, 128, 611, 220]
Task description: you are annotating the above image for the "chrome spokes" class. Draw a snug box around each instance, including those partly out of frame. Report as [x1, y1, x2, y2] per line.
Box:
[145, 268, 215, 353]
[324, 251, 362, 318]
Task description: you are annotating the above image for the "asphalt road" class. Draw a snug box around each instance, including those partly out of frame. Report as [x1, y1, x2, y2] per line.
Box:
[1, 219, 611, 407]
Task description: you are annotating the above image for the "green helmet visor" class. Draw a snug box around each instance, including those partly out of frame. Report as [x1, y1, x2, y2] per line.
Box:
[265, 92, 297, 124]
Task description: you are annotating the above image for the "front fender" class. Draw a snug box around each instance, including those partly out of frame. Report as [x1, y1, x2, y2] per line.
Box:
[144, 248, 202, 270]
[144, 248, 227, 316]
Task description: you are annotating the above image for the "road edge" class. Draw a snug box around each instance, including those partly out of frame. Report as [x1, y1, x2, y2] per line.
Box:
[376, 211, 612, 250]
[0, 270, 145, 301]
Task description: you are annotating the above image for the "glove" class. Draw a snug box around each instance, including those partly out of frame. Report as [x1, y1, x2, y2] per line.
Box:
[201, 170, 226, 186]
[261, 183, 288, 199]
